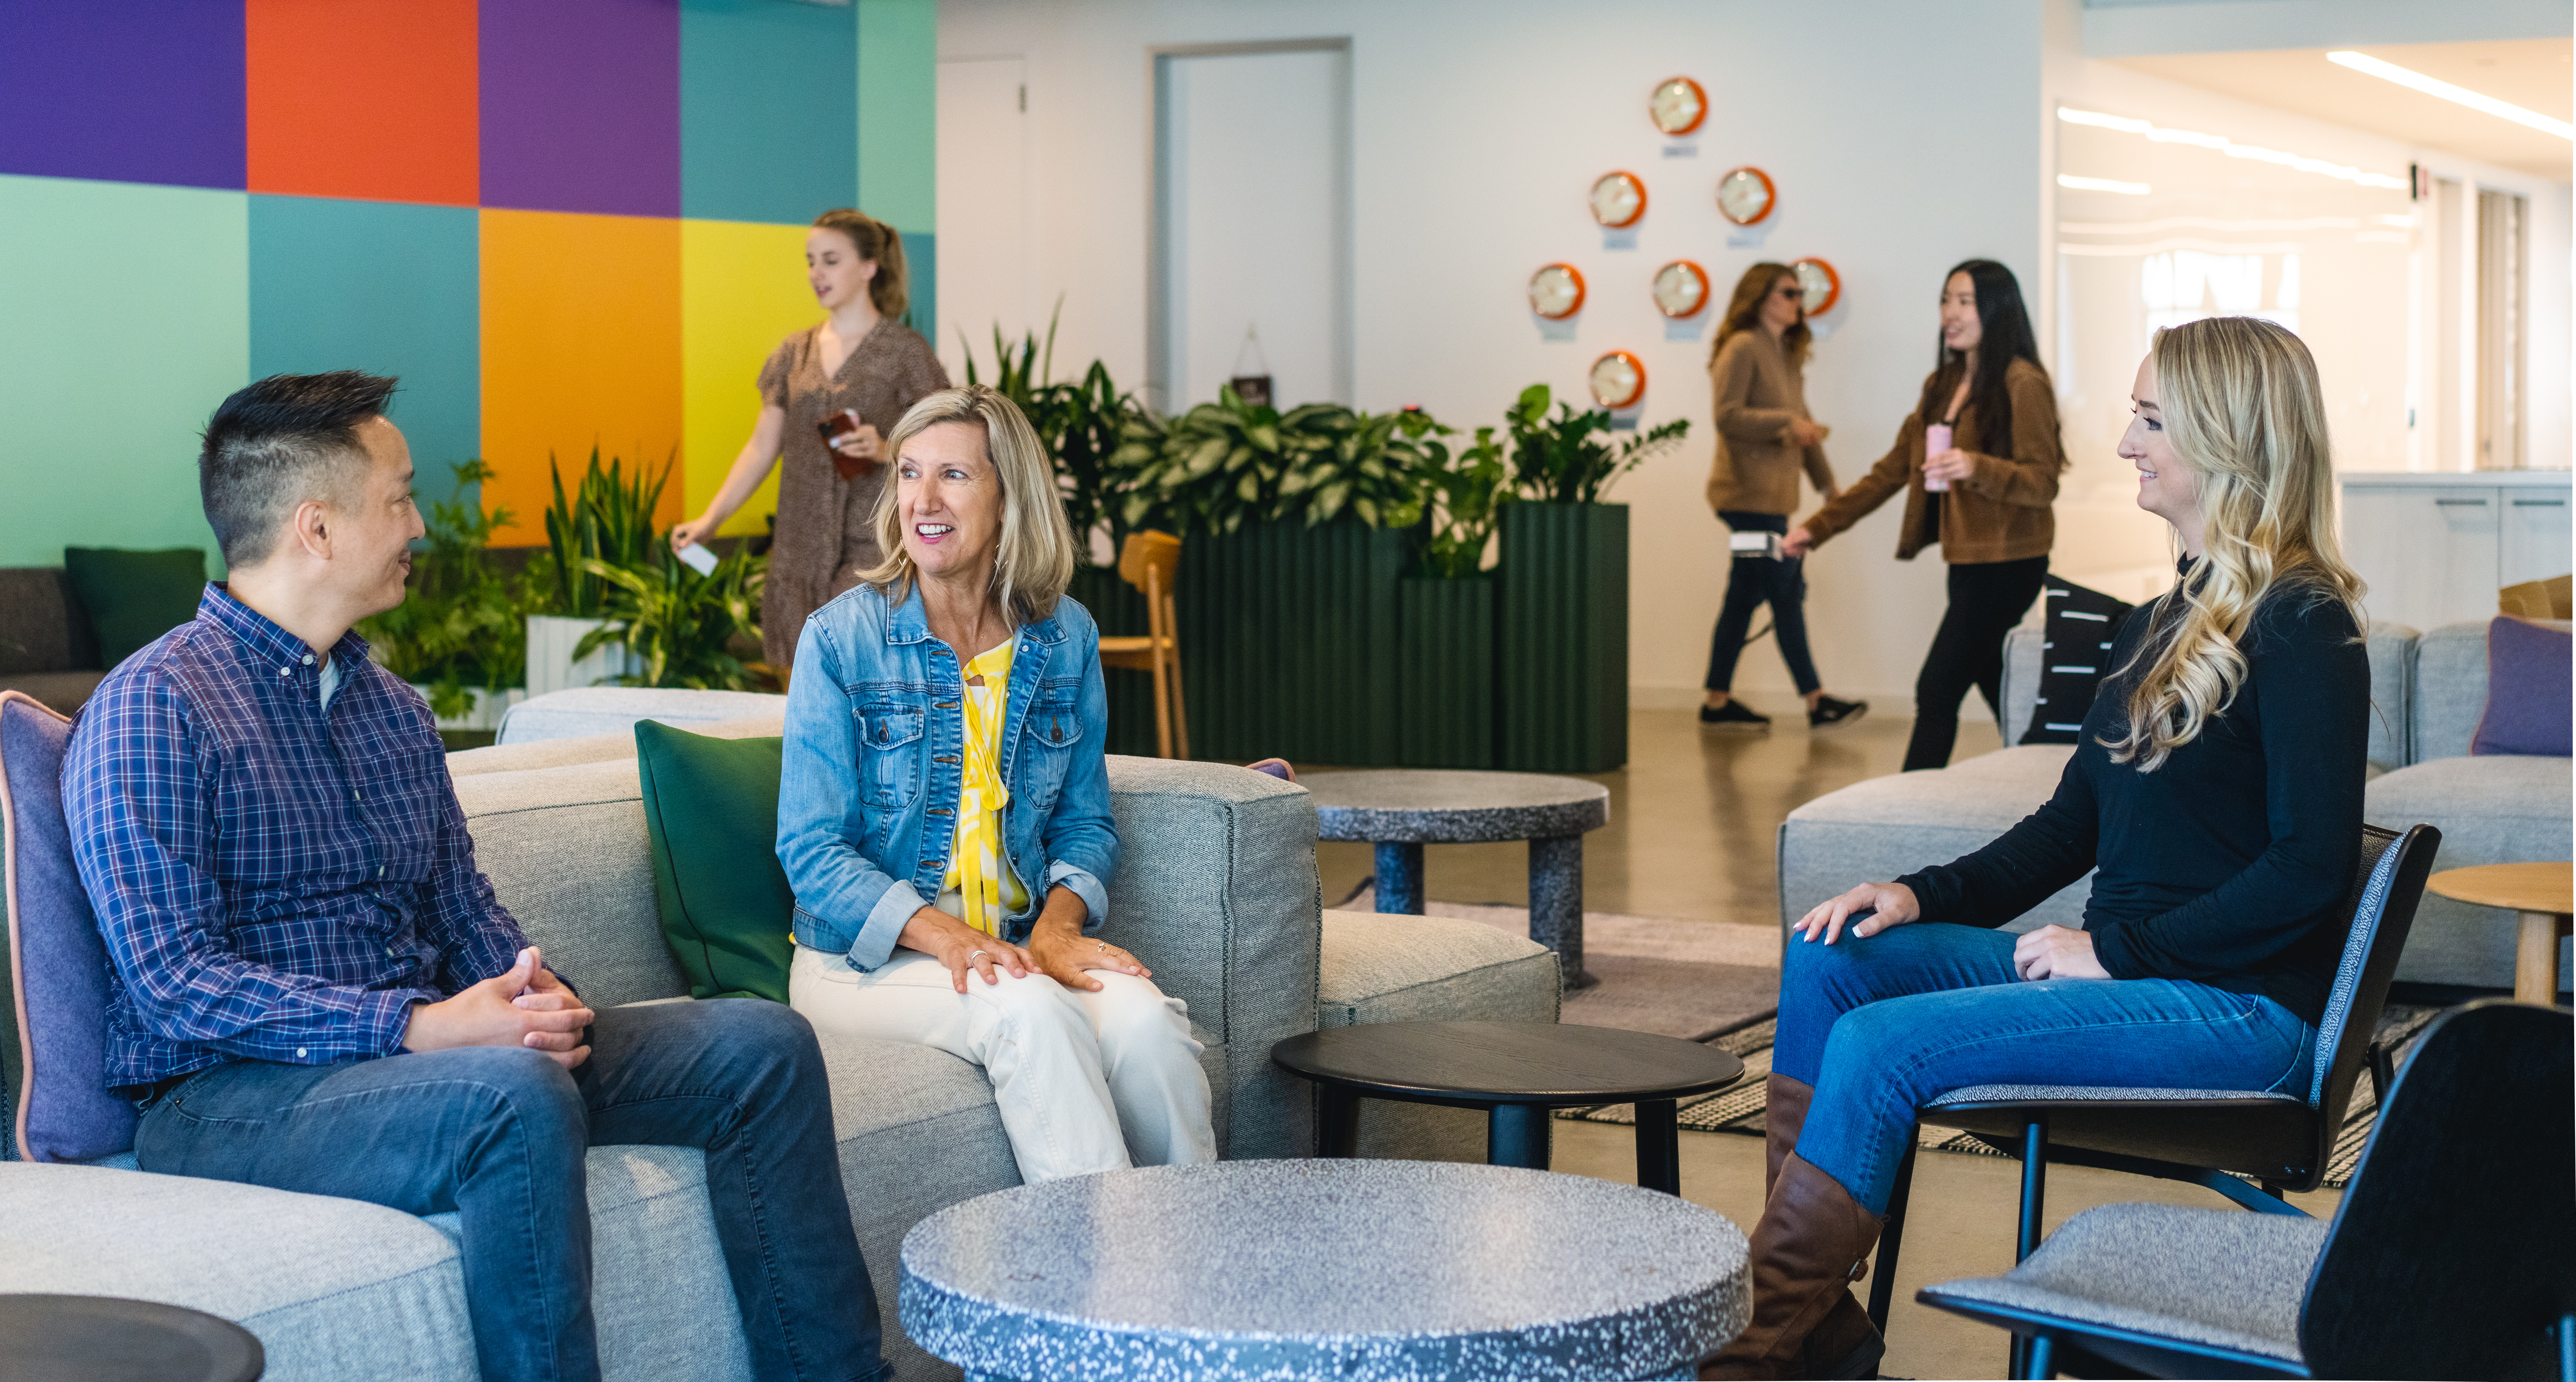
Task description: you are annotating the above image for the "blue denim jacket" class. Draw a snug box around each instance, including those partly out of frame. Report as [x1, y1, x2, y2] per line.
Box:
[778, 582, 1117, 971]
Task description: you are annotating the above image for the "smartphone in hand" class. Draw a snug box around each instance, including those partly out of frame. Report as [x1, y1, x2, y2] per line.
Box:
[819, 409, 869, 480]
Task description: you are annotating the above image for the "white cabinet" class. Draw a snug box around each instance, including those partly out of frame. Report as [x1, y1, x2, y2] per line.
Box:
[2341, 473, 2573, 631]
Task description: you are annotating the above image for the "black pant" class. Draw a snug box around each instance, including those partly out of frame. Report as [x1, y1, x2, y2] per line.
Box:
[1705, 511, 1821, 696]
[1904, 555, 2048, 771]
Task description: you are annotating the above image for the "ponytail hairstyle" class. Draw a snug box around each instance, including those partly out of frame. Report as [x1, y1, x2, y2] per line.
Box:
[811, 208, 910, 322]
[1710, 262, 1810, 367]
[1915, 258, 2057, 465]
[2103, 317, 2365, 772]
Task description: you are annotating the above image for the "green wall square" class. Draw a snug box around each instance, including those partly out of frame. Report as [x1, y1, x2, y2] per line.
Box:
[681, 0, 860, 226]
[857, 0, 936, 234]
[0, 175, 244, 569]
[249, 195, 481, 506]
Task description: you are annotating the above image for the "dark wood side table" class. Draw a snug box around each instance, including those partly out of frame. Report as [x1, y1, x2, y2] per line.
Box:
[1271, 1020, 1745, 1194]
[0, 1294, 263, 1381]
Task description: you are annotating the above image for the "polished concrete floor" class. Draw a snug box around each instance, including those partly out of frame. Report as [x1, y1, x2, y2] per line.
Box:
[1320, 710, 2346, 1378]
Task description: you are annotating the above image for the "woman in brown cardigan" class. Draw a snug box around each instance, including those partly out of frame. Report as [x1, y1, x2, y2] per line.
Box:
[1785, 259, 2063, 770]
[1703, 263, 1868, 731]
[671, 208, 951, 673]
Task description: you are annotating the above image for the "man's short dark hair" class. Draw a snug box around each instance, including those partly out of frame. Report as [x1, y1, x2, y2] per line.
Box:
[200, 371, 401, 567]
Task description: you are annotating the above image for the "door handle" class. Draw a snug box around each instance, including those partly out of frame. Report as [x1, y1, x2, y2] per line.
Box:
[2511, 499, 2565, 507]
[2434, 498, 2489, 506]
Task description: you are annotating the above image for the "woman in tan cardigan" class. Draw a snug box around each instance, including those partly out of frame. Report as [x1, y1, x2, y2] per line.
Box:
[1784, 259, 2063, 770]
[1702, 264, 1868, 731]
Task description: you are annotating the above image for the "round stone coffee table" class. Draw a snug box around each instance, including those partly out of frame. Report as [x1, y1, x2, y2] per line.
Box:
[900, 1161, 1749, 1381]
[1304, 769, 1611, 989]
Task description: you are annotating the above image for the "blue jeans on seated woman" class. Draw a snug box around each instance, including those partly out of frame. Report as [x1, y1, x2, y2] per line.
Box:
[1773, 922, 2316, 1216]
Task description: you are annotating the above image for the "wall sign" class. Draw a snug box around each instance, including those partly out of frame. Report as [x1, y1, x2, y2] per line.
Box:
[1651, 260, 1710, 318]
[1588, 350, 1646, 410]
[1716, 166, 1776, 226]
[1649, 77, 1707, 136]
[1528, 262, 1587, 319]
[1589, 170, 1647, 229]
[1791, 257, 1842, 315]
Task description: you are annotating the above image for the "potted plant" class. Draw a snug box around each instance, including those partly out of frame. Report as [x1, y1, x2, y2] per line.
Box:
[1493, 385, 1688, 772]
[574, 542, 766, 690]
[524, 449, 662, 695]
[358, 459, 530, 733]
[1396, 422, 1508, 768]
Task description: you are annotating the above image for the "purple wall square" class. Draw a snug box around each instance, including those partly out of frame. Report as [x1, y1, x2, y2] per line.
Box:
[480, 0, 680, 217]
[0, 1, 245, 188]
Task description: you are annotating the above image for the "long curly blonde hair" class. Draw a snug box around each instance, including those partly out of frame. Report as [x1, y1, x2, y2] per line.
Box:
[2105, 318, 2364, 771]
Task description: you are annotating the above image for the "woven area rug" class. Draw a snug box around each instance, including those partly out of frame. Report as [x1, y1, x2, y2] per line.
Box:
[1550, 1003, 2446, 1191]
[1337, 885, 1781, 1041]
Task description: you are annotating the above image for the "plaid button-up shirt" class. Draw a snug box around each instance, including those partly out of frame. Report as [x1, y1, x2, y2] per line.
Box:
[65, 586, 537, 1091]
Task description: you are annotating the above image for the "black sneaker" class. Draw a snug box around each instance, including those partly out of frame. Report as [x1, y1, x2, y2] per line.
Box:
[1808, 694, 1869, 729]
[1699, 699, 1771, 730]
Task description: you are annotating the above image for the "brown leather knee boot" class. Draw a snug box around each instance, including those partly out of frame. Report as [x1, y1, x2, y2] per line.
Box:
[1701, 1153, 1886, 1381]
[1763, 1073, 1814, 1198]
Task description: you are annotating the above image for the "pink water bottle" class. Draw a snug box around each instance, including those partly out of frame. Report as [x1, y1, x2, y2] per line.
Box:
[1922, 423, 1953, 492]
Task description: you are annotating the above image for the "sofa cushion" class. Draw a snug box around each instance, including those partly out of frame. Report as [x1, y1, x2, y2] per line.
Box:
[1, 691, 134, 1163]
[448, 713, 786, 778]
[2471, 617, 2571, 758]
[499, 688, 789, 746]
[0, 1161, 477, 1381]
[0, 567, 102, 677]
[2368, 754, 2574, 990]
[635, 723, 794, 1003]
[2411, 623, 2494, 764]
[456, 758, 691, 1009]
[1779, 745, 2092, 935]
[0, 671, 107, 717]
[61, 547, 206, 668]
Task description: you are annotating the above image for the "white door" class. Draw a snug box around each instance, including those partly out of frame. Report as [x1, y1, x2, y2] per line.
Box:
[1153, 44, 1351, 413]
[936, 57, 1029, 382]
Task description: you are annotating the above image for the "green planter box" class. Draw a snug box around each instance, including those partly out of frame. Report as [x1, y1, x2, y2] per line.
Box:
[1396, 576, 1496, 769]
[1064, 564, 1162, 760]
[1499, 502, 1628, 773]
[1178, 519, 1408, 765]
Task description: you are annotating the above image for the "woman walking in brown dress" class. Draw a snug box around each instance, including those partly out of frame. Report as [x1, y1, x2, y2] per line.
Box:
[672, 208, 950, 671]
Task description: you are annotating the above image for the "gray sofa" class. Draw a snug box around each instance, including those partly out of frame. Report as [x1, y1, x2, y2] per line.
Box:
[0, 566, 107, 716]
[1779, 620, 2570, 993]
[2, 719, 1558, 1381]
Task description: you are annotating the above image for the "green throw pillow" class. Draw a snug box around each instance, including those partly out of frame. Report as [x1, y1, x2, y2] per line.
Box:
[634, 721, 797, 1003]
[63, 547, 207, 667]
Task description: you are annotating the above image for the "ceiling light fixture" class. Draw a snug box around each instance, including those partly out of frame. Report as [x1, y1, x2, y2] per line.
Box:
[2059, 174, 2152, 195]
[2058, 107, 2408, 190]
[2326, 51, 2575, 140]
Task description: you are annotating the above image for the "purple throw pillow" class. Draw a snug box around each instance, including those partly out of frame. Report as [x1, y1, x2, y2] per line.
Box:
[2, 690, 136, 1161]
[2471, 616, 2573, 758]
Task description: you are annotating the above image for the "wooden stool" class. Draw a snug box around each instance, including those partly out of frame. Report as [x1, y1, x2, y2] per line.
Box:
[1096, 531, 1189, 759]
[2427, 862, 2572, 1004]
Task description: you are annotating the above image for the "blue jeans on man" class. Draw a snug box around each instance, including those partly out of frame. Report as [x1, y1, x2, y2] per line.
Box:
[1774, 921, 2317, 1215]
[135, 998, 885, 1382]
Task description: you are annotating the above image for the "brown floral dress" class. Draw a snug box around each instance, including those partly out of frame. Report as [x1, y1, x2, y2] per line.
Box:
[755, 320, 950, 669]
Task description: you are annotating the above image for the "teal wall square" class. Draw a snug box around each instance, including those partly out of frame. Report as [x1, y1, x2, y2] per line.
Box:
[681, 0, 859, 224]
[902, 231, 934, 341]
[249, 196, 481, 506]
[0, 175, 245, 570]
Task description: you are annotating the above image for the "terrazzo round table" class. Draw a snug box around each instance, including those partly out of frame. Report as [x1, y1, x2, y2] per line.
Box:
[899, 1161, 1750, 1382]
[1304, 770, 1612, 990]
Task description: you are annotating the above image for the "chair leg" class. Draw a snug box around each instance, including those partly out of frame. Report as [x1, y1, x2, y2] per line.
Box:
[2558, 1310, 2574, 1382]
[2008, 1118, 2049, 1379]
[1866, 1135, 1918, 1332]
[2022, 1333, 2055, 1381]
[1162, 590, 1190, 760]
[1143, 566, 1174, 759]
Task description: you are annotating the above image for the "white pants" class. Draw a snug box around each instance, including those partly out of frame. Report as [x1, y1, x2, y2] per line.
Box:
[788, 944, 1217, 1183]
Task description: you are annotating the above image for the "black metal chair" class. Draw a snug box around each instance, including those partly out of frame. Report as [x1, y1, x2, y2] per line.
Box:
[1915, 999, 2575, 1380]
[1865, 823, 2444, 1375]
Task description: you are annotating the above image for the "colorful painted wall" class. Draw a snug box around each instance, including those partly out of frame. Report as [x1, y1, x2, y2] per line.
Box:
[0, 0, 935, 568]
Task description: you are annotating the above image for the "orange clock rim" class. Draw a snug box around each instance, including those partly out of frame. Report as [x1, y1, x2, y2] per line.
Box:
[1717, 166, 1777, 226]
[1592, 170, 1648, 229]
[1591, 349, 1647, 409]
[1792, 256, 1842, 315]
[1653, 259, 1710, 318]
[1529, 262, 1588, 319]
[1652, 76, 1708, 136]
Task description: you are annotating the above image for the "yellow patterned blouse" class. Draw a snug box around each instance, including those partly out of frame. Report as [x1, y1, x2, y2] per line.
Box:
[942, 641, 1029, 935]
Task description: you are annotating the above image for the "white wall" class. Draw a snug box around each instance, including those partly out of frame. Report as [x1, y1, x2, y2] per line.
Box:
[941, 0, 2047, 713]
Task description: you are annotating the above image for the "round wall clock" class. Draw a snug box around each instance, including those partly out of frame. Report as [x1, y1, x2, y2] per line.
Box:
[1589, 171, 1647, 229]
[1716, 166, 1777, 226]
[1651, 260, 1710, 318]
[1791, 257, 1842, 315]
[1649, 76, 1707, 136]
[1528, 263, 1587, 319]
[1589, 350, 1646, 410]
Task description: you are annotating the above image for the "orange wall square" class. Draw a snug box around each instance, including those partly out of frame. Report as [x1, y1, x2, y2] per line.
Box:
[479, 209, 682, 543]
[246, 0, 477, 204]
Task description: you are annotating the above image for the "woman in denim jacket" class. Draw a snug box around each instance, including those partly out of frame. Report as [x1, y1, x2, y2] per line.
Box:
[777, 386, 1215, 1183]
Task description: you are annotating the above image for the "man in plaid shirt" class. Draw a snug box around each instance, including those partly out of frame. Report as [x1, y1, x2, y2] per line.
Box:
[64, 373, 887, 1382]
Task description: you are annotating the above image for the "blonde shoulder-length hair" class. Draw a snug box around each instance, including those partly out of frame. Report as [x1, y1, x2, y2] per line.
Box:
[858, 386, 1077, 625]
[2106, 316, 2365, 772]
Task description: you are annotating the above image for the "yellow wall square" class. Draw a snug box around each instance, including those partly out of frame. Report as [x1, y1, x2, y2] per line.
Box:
[680, 218, 824, 537]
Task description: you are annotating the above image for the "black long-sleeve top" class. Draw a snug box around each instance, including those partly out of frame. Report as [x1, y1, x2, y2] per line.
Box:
[1897, 575, 2367, 1027]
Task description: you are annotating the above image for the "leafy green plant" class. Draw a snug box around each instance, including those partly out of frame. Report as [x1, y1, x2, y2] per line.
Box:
[1109, 387, 1441, 536]
[1500, 384, 1691, 505]
[960, 306, 1143, 556]
[1416, 423, 1509, 579]
[535, 449, 670, 618]
[357, 459, 529, 718]
[572, 543, 766, 691]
